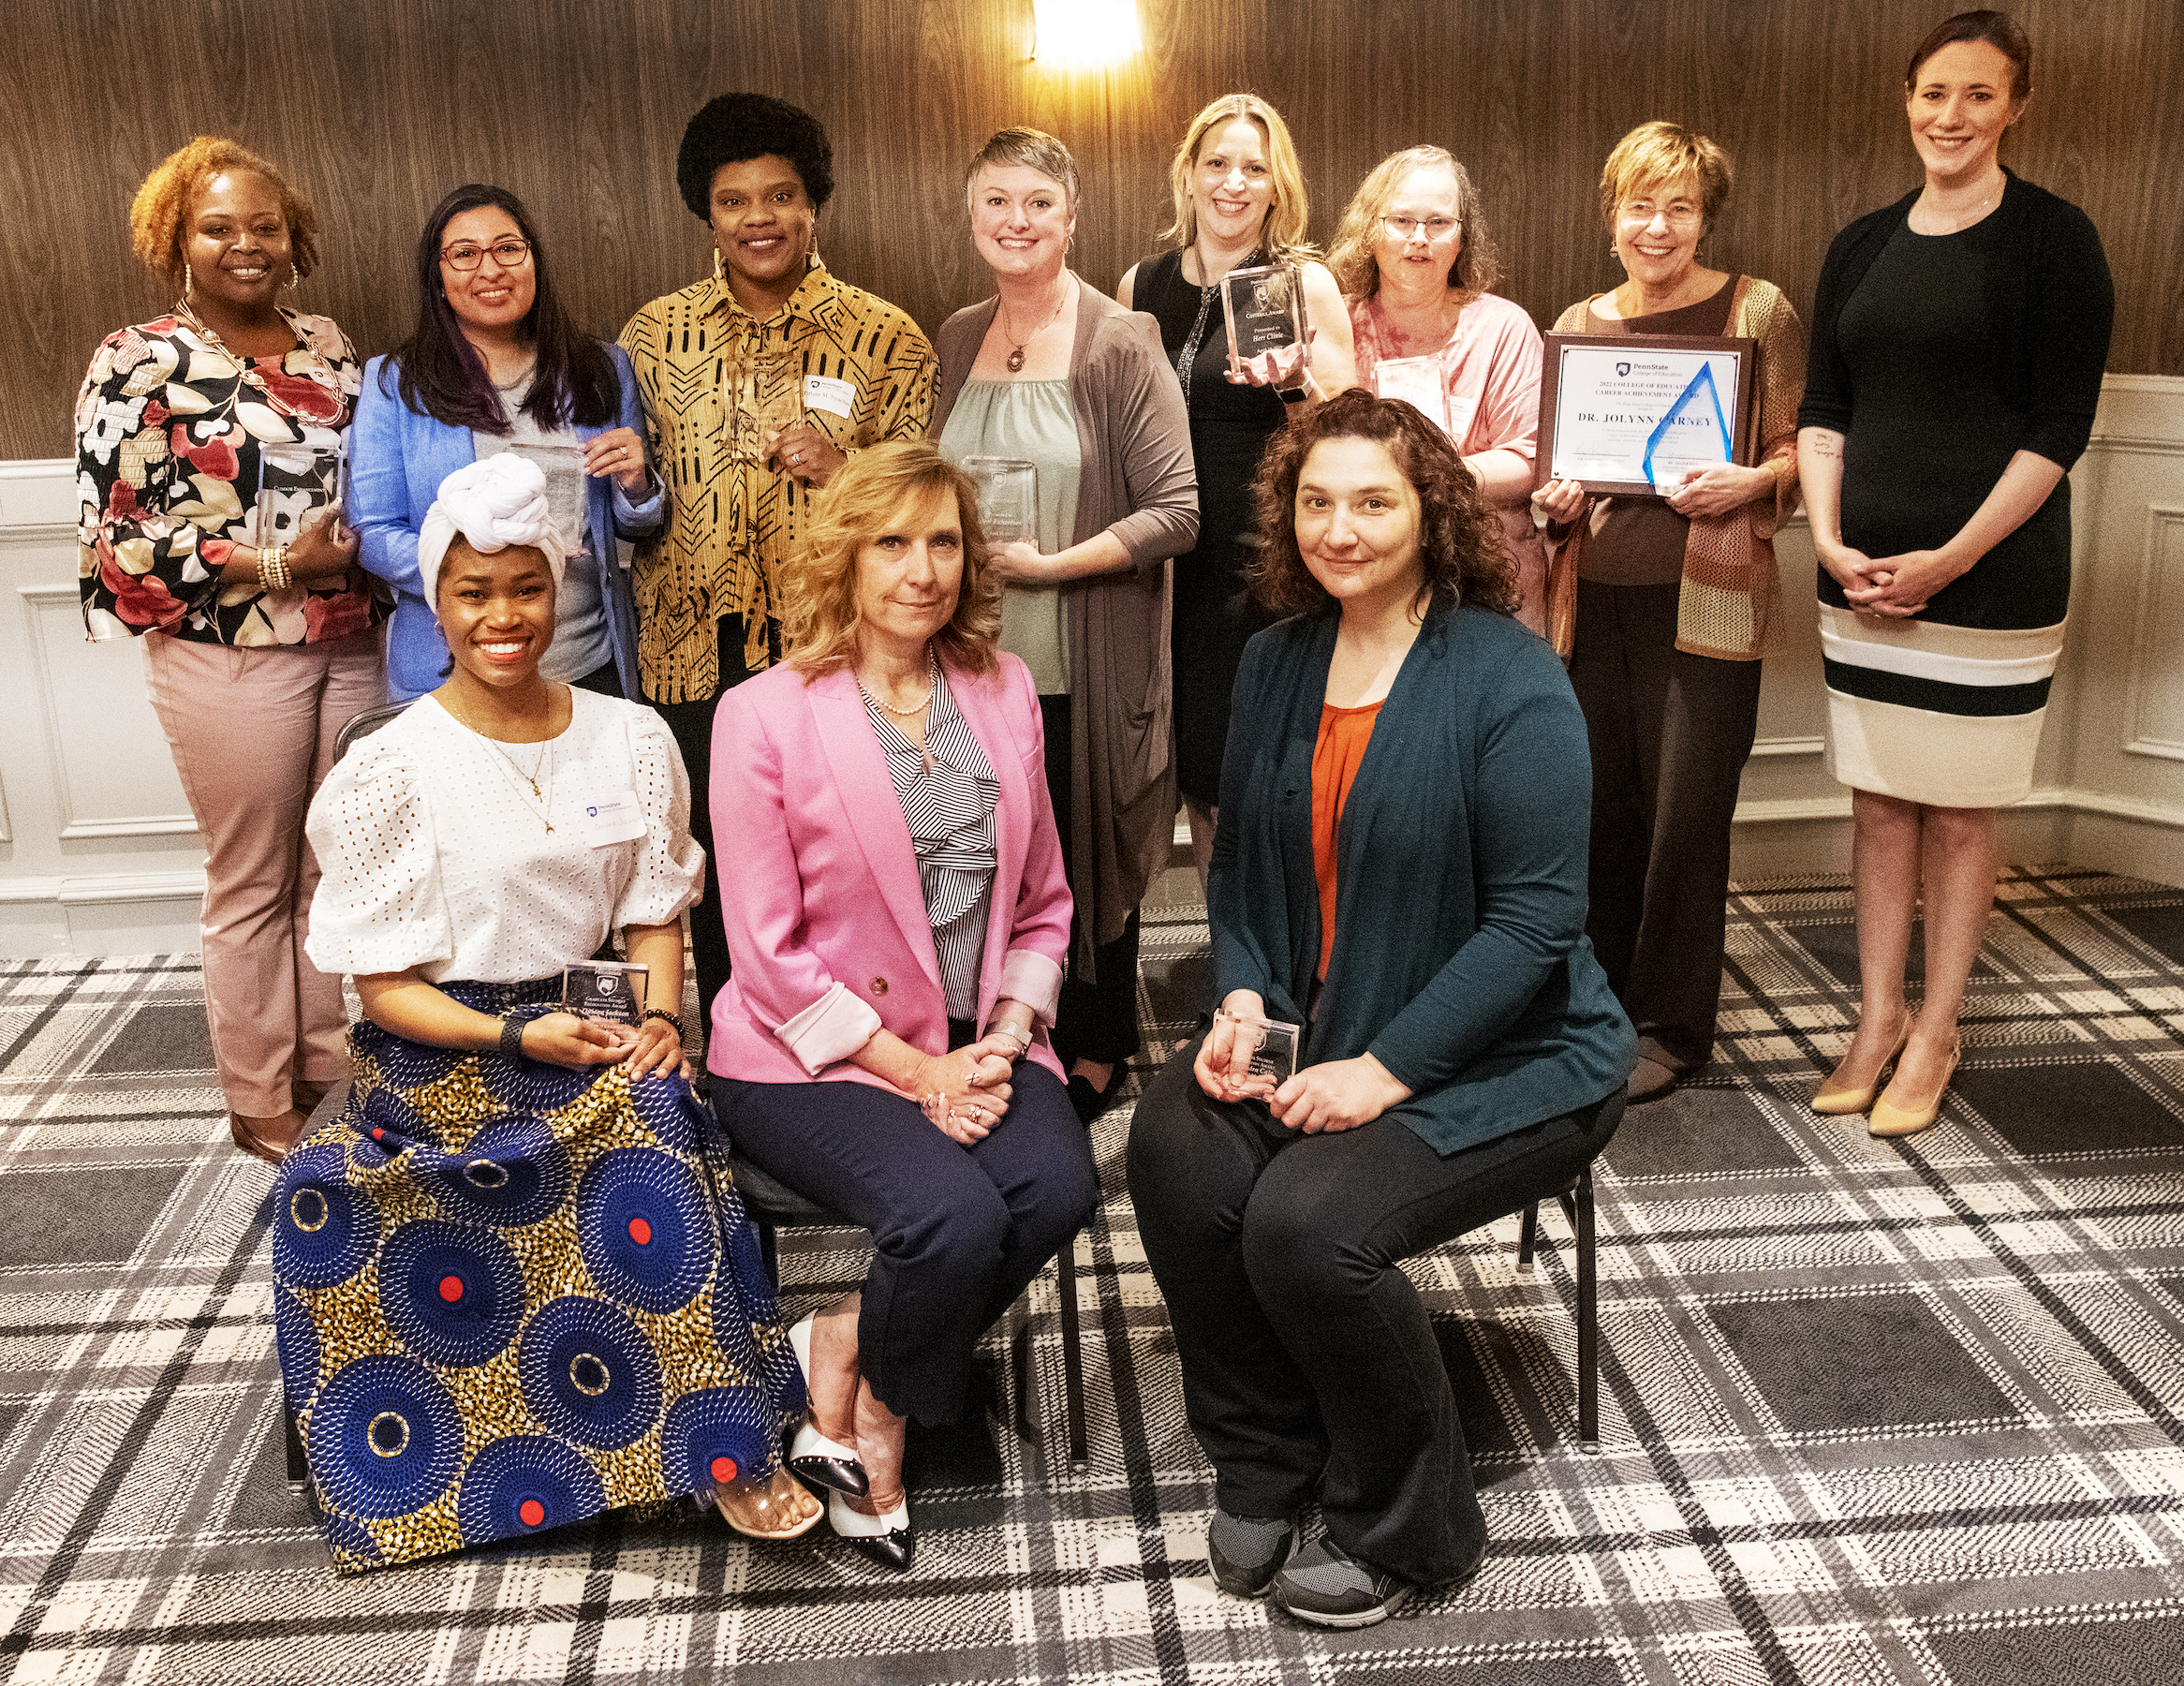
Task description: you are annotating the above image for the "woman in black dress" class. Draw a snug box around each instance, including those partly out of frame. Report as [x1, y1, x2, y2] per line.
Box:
[1118, 94, 1355, 888]
[1797, 9, 2112, 1137]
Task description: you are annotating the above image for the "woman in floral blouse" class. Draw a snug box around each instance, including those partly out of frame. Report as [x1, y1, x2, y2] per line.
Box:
[76, 137, 388, 1166]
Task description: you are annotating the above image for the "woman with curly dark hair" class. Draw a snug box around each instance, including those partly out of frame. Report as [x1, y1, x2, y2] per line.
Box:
[1127, 391, 1632, 1629]
[620, 93, 937, 1026]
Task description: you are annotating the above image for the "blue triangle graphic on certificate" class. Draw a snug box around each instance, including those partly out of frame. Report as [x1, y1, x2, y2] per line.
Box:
[1644, 361, 1731, 490]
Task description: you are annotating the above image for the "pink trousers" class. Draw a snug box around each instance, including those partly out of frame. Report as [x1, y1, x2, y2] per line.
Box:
[143, 629, 386, 1117]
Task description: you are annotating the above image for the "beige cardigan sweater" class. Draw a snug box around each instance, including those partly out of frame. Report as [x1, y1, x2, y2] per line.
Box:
[1546, 275, 1806, 660]
[935, 281, 1198, 976]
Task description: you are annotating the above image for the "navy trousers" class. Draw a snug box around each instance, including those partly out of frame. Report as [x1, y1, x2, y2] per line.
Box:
[713, 1059, 1097, 1425]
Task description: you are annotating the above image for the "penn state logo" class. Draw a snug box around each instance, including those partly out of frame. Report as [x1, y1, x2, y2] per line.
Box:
[1616, 361, 1631, 377]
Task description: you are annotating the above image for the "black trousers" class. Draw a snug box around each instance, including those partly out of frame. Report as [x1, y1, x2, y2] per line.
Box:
[648, 615, 778, 1031]
[1128, 1033, 1622, 1586]
[1568, 580, 1762, 1071]
[1039, 692, 1142, 1067]
[714, 1059, 1098, 1426]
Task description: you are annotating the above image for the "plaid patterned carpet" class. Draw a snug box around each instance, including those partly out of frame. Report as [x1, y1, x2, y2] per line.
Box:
[3, 864, 2183, 1685]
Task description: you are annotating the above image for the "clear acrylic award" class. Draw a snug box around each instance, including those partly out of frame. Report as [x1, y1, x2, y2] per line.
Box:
[961, 455, 1037, 544]
[561, 959, 649, 1028]
[1371, 355, 1451, 436]
[1221, 264, 1304, 365]
[1213, 1007, 1302, 1099]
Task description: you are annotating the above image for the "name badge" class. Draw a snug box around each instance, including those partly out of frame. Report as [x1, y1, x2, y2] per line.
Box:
[1445, 395, 1479, 449]
[802, 374, 856, 419]
[581, 791, 645, 848]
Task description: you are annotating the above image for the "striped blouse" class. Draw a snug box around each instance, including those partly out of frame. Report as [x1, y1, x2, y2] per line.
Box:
[862, 665, 999, 1019]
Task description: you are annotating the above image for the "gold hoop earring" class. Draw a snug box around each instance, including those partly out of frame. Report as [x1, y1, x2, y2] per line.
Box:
[184, 263, 195, 303]
[284, 262, 301, 293]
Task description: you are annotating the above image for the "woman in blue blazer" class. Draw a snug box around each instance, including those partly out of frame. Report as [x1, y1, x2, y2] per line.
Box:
[352, 184, 662, 701]
[1128, 392, 1632, 1629]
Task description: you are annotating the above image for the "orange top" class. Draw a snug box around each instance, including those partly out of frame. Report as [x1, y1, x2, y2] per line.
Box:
[1312, 698, 1385, 980]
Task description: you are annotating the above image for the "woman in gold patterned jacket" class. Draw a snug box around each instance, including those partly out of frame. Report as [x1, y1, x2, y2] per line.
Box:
[619, 93, 938, 1026]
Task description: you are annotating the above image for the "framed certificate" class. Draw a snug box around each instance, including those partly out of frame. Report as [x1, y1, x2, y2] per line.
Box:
[1537, 333, 1756, 497]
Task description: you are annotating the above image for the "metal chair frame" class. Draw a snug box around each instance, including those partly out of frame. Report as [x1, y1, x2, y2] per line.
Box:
[1515, 1163, 1601, 1453]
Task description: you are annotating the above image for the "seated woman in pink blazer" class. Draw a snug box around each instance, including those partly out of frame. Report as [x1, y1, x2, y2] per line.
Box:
[708, 441, 1097, 1572]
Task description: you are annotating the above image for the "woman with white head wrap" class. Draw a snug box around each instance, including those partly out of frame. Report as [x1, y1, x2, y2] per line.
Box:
[280, 451, 819, 1569]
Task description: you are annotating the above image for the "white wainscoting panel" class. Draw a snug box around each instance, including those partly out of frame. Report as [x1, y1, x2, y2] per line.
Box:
[3, 375, 2180, 954]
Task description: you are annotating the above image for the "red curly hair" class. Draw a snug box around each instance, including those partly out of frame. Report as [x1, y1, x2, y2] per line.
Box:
[128, 137, 321, 290]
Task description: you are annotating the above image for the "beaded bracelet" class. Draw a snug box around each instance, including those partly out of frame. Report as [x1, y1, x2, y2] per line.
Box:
[642, 1008, 683, 1037]
[256, 543, 290, 592]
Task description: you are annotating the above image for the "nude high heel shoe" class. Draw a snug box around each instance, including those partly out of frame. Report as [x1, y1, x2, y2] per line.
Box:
[1867, 1038, 1959, 1139]
[1811, 1010, 1911, 1116]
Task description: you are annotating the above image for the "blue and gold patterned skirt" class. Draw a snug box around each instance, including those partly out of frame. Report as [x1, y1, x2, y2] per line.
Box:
[272, 979, 802, 1573]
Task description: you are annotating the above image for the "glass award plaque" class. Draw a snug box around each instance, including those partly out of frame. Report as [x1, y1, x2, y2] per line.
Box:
[1213, 1007, 1302, 1099]
[961, 455, 1037, 544]
[561, 960, 648, 1028]
[1221, 264, 1304, 365]
[1371, 355, 1451, 435]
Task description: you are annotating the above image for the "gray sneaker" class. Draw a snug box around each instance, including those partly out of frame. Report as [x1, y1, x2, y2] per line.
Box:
[1206, 1509, 1297, 1598]
[1271, 1536, 1412, 1628]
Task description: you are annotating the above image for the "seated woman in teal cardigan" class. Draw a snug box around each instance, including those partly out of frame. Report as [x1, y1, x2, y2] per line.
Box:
[1127, 390, 1633, 1630]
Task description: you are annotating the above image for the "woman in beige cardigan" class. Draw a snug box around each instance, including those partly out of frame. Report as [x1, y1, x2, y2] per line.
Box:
[934, 126, 1197, 1121]
[1531, 121, 1804, 1103]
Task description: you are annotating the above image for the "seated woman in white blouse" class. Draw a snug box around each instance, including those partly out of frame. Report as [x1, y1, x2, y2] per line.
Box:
[278, 453, 817, 1573]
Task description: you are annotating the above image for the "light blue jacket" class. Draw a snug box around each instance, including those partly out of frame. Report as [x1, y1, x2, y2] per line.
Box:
[351, 344, 664, 702]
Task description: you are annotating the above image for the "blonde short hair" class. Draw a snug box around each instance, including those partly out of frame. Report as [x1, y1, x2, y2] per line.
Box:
[129, 137, 320, 290]
[965, 126, 1081, 213]
[1325, 145, 1501, 301]
[1161, 95, 1316, 261]
[782, 443, 1003, 680]
[1597, 121, 1733, 234]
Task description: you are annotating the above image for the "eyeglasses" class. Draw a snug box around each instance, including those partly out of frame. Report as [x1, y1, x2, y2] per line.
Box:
[1381, 214, 1459, 242]
[440, 238, 533, 272]
[1617, 203, 1704, 229]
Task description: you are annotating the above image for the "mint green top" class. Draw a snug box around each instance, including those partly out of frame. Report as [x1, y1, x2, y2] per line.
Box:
[937, 377, 1082, 695]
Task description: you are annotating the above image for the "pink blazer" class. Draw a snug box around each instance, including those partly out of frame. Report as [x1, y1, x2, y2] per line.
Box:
[706, 651, 1071, 1088]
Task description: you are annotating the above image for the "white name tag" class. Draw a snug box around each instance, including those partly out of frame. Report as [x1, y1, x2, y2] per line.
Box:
[802, 374, 856, 418]
[581, 791, 645, 848]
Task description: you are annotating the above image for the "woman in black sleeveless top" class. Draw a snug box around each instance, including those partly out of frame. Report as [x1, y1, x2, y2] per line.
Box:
[1119, 94, 1354, 887]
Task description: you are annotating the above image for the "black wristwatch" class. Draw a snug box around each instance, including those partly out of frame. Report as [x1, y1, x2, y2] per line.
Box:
[498, 1013, 527, 1060]
[1277, 384, 1309, 405]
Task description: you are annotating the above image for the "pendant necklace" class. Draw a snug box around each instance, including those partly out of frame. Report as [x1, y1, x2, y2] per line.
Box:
[1002, 280, 1070, 373]
[450, 699, 556, 831]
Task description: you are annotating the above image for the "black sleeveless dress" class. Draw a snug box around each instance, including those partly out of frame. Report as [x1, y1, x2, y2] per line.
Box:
[1135, 248, 1291, 806]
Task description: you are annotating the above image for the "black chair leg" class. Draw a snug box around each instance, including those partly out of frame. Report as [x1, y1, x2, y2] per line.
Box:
[1517, 1201, 1540, 1268]
[1576, 1166, 1600, 1454]
[283, 1400, 309, 1492]
[1058, 1234, 1087, 1465]
[756, 1217, 779, 1288]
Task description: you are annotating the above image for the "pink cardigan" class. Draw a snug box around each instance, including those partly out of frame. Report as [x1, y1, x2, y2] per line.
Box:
[705, 651, 1071, 1088]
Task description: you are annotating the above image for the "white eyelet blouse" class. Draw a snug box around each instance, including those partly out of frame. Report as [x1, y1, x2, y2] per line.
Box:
[303, 689, 704, 983]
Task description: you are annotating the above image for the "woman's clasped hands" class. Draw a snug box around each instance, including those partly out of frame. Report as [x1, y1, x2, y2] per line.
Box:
[1194, 990, 1411, 1134]
[914, 1036, 1021, 1145]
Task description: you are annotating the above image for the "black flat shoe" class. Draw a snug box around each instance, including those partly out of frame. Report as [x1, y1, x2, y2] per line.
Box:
[1067, 1073, 1112, 1125]
[829, 1490, 914, 1571]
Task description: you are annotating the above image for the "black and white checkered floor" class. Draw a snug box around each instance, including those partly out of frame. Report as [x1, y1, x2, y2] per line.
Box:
[3, 864, 2182, 1684]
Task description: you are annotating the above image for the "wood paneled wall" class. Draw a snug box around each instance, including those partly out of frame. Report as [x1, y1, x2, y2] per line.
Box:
[7, 0, 2179, 462]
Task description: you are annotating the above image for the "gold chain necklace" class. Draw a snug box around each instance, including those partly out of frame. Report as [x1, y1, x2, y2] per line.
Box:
[445, 698, 557, 832]
[172, 303, 311, 417]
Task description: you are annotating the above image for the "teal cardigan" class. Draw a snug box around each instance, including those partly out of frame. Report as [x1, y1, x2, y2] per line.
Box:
[1209, 599, 1634, 1156]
